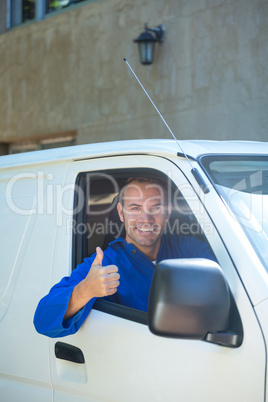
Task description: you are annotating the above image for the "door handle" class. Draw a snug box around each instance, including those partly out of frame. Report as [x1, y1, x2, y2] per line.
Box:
[55, 342, 85, 364]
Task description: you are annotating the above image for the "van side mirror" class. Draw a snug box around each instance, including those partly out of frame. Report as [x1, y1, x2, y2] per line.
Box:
[148, 259, 243, 347]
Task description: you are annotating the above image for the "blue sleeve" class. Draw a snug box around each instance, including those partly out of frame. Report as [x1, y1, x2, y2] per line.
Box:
[33, 257, 96, 338]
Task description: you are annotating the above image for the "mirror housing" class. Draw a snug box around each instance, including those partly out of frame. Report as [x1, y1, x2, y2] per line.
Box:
[148, 259, 241, 346]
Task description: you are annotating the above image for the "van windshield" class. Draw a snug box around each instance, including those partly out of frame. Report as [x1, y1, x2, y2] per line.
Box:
[200, 156, 268, 272]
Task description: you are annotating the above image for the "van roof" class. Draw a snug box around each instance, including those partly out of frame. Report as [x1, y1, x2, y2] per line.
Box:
[0, 139, 268, 169]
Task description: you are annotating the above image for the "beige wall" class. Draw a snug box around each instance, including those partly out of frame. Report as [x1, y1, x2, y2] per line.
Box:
[0, 0, 267, 150]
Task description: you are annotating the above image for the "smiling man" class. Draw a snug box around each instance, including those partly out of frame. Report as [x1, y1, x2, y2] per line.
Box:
[34, 177, 215, 338]
[117, 178, 172, 261]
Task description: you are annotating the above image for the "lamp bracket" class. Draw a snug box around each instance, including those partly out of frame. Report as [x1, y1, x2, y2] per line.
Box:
[145, 23, 165, 42]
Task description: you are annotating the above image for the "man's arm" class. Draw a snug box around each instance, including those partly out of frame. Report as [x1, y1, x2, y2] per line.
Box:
[34, 247, 120, 337]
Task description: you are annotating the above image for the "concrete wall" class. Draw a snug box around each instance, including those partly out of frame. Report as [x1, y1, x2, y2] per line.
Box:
[0, 0, 267, 149]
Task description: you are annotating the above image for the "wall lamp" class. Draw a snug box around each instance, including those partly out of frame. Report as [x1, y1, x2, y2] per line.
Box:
[133, 23, 165, 65]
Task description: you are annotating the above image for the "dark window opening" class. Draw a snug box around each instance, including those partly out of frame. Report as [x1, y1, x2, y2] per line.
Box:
[23, 0, 36, 22]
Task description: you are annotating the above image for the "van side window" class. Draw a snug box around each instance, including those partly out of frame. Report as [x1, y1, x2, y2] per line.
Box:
[72, 168, 213, 323]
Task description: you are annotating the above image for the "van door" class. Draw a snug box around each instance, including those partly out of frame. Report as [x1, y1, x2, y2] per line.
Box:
[0, 165, 68, 401]
[49, 155, 266, 402]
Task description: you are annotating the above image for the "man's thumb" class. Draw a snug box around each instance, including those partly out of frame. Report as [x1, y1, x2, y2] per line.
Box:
[92, 247, 104, 266]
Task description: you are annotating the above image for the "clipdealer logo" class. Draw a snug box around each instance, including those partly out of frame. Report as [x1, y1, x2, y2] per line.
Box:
[5, 170, 217, 235]
[5, 171, 84, 224]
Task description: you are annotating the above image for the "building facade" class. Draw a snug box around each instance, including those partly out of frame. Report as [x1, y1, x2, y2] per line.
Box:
[0, 0, 267, 155]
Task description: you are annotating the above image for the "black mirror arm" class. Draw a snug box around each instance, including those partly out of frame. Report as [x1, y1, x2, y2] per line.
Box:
[205, 331, 242, 348]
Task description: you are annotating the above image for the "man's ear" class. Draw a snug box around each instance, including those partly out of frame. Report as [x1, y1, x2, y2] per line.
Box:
[117, 202, 124, 223]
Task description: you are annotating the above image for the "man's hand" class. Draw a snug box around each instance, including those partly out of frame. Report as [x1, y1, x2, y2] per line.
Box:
[63, 247, 120, 320]
[84, 247, 120, 297]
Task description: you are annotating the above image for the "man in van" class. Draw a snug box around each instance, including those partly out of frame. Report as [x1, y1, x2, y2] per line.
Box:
[34, 177, 214, 338]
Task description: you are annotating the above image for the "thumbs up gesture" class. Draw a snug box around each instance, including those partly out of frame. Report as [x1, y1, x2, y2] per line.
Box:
[63, 247, 120, 321]
[84, 247, 120, 298]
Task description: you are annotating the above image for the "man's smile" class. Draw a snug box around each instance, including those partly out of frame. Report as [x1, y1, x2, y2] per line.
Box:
[135, 224, 160, 234]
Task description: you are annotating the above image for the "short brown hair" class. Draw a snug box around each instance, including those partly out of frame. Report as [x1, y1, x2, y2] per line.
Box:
[118, 177, 168, 206]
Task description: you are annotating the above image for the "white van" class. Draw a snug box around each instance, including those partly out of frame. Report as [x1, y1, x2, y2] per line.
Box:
[0, 139, 267, 402]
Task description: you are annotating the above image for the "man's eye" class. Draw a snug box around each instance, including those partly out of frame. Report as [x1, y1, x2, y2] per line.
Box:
[151, 206, 161, 213]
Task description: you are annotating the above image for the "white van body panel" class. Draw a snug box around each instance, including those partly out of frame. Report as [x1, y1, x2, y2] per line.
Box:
[0, 139, 267, 170]
[255, 299, 268, 402]
[0, 139, 267, 401]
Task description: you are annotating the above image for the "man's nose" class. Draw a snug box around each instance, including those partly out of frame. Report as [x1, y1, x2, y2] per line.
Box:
[139, 210, 154, 221]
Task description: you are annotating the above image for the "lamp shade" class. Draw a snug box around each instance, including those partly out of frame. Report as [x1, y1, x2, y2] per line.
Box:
[134, 30, 157, 65]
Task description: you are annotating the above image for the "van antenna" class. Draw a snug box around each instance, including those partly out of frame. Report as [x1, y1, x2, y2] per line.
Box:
[123, 58, 209, 194]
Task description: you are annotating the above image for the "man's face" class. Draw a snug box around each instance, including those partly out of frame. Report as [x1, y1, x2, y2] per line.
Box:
[117, 181, 171, 257]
